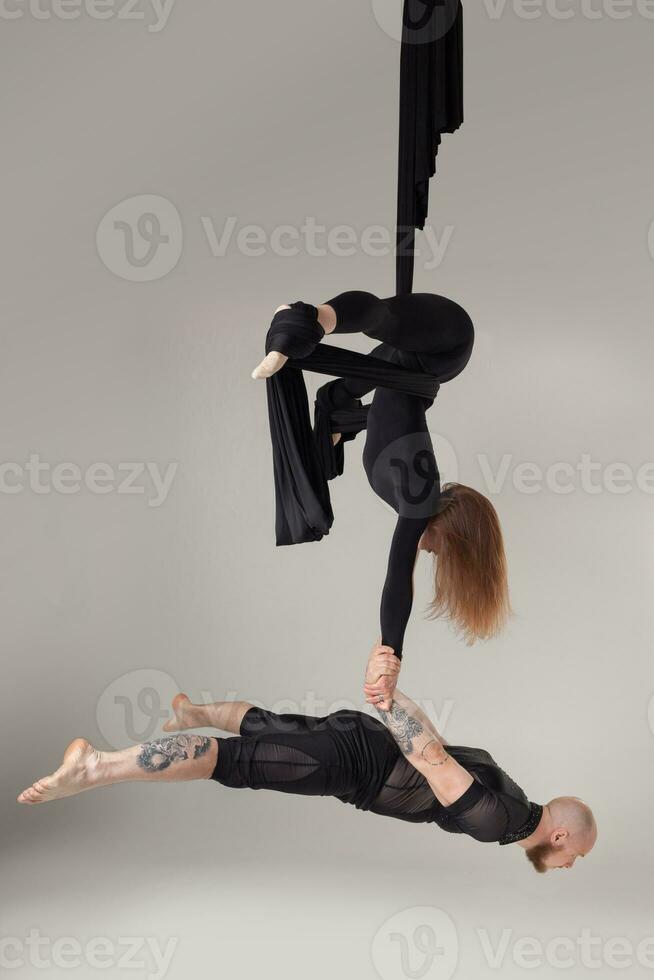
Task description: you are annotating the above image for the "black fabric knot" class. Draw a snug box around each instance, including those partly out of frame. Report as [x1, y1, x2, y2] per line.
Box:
[313, 380, 369, 482]
[265, 302, 325, 358]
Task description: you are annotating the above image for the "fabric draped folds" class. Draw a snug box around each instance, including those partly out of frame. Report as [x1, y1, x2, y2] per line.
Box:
[266, 343, 439, 545]
[396, 0, 464, 295]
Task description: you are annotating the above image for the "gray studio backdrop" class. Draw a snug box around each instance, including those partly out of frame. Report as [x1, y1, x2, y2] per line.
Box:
[2, 2, 653, 979]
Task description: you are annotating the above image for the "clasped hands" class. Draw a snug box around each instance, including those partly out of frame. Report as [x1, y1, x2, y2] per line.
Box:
[364, 644, 401, 712]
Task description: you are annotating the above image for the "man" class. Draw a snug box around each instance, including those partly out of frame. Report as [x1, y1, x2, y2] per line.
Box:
[18, 647, 596, 873]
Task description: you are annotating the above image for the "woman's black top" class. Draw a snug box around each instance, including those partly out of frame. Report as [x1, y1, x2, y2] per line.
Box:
[324, 291, 473, 657]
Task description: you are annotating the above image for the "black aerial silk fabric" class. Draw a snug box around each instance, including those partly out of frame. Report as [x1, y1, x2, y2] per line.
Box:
[265, 304, 442, 547]
[212, 707, 543, 845]
[396, 0, 464, 294]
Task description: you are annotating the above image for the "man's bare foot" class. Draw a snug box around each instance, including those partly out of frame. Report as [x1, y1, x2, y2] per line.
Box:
[163, 693, 199, 733]
[17, 738, 101, 806]
[251, 351, 288, 380]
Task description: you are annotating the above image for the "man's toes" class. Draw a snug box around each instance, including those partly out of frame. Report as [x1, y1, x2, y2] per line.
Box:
[18, 777, 53, 804]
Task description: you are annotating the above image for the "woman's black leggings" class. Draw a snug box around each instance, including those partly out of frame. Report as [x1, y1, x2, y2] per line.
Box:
[325, 290, 474, 386]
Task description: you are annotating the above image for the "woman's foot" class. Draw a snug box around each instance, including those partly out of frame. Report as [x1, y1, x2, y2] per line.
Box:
[17, 738, 101, 806]
[163, 693, 200, 732]
[252, 302, 337, 379]
[251, 351, 288, 380]
[252, 304, 291, 379]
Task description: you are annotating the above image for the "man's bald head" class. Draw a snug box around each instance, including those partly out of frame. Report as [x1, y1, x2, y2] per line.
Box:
[526, 797, 597, 873]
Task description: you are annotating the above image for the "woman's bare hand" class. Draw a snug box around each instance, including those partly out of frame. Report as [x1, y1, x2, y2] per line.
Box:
[364, 644, 401, 711]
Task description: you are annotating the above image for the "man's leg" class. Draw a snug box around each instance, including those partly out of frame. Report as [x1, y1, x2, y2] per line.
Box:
[163, 695, 334, 739]
[17, 733, 218, 806]
[163, 694, 254, 735]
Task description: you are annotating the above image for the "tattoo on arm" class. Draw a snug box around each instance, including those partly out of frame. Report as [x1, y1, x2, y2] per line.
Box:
[376, 702, 424, 756]
[137, 734, 211, 773]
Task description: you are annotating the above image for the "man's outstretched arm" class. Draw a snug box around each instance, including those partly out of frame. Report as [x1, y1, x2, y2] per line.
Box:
[364, 646, 474, 807]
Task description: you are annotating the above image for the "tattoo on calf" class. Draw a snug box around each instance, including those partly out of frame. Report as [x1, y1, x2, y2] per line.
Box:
[137, 734, 212, 773]
[377, 702, 424, 756]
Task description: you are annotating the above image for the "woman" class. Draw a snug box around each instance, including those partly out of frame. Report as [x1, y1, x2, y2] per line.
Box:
[253, 291, 510, 703]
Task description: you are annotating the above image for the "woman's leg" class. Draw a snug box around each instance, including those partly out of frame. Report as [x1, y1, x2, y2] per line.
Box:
[254, 293, 384, 380]
[17, 733, 218, 806]
[253, 289, 473, 384]
[379, 293, 474, 382]
[163, 693, 254, 735]
[324, 290, 474, 382]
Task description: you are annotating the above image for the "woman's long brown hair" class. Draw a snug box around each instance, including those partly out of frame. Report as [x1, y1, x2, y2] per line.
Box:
[424, 483, 510, 644]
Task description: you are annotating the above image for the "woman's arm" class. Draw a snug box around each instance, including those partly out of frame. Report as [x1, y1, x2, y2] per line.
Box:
[372, 516, 428, 707]
[364, 647, 474, 807]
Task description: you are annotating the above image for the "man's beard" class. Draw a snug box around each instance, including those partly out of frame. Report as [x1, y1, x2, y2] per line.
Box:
[525, 842, 555, 873]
